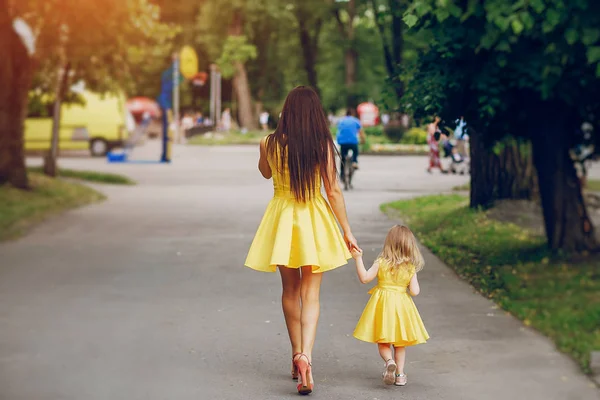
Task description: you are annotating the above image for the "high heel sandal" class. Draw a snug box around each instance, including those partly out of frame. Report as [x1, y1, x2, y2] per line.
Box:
[291, 353, 301, 380]
[293, 353, 313, 395]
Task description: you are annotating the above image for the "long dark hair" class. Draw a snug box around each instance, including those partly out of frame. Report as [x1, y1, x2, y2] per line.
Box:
[266, 86, 337, 202]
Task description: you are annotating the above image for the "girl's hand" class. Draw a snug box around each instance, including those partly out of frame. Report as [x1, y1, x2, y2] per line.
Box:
[351, 247, 363, 259]
[344, 232, 360, 252]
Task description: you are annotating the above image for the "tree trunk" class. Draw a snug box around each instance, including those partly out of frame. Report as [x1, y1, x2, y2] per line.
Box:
[344, 48, 358, 107]
[295, 3, 322, 97]
[233, 61, 257, 130]
[531, 122, 597, 252]
[44, 62, 71, 177]
[470, 129, 496, 208]
[371, 0, 405, 101]
[0, 7, 33, 189]
[470, 131, 537, 208]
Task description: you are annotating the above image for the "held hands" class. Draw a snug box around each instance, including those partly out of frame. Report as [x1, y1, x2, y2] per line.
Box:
[344, 232, 360, 252]
[350, 247, 363, 259]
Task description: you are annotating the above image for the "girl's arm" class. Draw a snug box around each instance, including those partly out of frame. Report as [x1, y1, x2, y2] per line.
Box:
[324, 144, 358, 251]
[409, 274, 420, 296]
[258, 137, 272, 179]
[351, 248, 379, 284]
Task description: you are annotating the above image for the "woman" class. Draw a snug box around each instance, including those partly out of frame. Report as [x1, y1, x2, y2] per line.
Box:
[426, 116, 447, 174]
[245, 86, 359, 395]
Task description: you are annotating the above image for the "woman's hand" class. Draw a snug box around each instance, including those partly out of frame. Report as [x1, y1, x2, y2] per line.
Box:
[344, 232, 360, 252]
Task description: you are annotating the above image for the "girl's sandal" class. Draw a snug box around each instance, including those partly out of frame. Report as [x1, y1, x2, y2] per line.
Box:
[395, 373, 407, 386]
[291, 353, 301, 380]
[382, 359, 397, 385]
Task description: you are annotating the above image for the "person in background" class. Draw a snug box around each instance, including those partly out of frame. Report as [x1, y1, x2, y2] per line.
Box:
[260, 111, 270, 131]
[427, 116, 447, 174]
[453, 116, 468, 156]
[195, 112, 204, 126]
[336, 108, 366, 178]
[381, 113, 390, 126]
[221, 108, 232, 132]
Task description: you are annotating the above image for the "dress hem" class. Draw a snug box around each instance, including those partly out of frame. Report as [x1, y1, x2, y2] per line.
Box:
[352, 333, 429, 347]
[245, 257, 351, 274]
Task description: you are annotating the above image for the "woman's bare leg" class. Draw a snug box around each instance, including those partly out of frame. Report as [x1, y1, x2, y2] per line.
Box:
[279, 266, 302, 358]
[299, 266, 323, 363]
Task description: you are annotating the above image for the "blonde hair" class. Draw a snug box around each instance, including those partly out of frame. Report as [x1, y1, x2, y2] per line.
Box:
[379, 225, 424, 272]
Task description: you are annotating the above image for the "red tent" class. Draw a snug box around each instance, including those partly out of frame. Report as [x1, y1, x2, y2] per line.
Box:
[357, 102, 379, 127]
[126, 97, 161, 119]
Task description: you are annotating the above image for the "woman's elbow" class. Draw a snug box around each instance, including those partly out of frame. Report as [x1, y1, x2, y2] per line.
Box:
[325, 186, 342, 202]
[359, 277, 369, 284]
[410, 288, 420, 296]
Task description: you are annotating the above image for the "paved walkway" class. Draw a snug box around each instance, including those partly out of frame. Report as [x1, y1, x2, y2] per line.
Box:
[1, 143, 598, 400]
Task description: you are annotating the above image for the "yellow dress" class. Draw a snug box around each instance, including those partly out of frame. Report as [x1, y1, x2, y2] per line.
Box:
[245, 142, 352, 273]
[353, 258, 429, 346]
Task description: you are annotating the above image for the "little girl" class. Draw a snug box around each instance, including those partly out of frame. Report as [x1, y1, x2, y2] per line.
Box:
[351, 225, 429, 386]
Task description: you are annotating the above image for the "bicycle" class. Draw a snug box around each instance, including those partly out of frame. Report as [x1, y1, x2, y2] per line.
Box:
[342, 149, 356, 191]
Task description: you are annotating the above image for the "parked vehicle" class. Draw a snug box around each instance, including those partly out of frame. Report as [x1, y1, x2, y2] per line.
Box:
[25, 90, 133, 157]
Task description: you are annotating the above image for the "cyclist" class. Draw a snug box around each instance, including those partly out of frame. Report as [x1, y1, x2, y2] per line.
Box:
[336, 108, 366, 179]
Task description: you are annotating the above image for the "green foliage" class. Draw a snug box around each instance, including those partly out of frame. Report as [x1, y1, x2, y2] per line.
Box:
[216, 36, 258, 79]
[401, 0, 600, 139]
[400, 126, 427, 144]
[383, 195, 600, 372]
[364, 126, 384, 136]
[0, 173, 104, 241]
[17, 0, 176, 99]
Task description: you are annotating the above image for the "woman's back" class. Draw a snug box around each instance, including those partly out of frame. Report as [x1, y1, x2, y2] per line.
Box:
[267, 138, 321, 200]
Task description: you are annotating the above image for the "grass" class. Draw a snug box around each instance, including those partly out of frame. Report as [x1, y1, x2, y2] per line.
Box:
[187, 130, 264, 146]
[28, 167, 135, 185]
[452, 182, 470, 191]
[382, 194, 600, 373]
[0, 173, 105, 241]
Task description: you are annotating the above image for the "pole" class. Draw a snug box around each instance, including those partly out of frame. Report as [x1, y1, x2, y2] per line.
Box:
[209, 64, 216, 129]
[216, 71, 221, 129]
[173, 53, 180, 144]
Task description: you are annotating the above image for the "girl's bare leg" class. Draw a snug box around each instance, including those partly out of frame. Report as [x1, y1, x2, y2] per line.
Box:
[393, 346, 406, 374]
[279, 266, 302, 358]
[378, 343, 393, 362]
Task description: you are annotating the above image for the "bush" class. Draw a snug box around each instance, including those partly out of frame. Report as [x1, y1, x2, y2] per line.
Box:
[400, 127, 428, 145]
[364, 126, 384, 136]
[384, 121, 407, 143]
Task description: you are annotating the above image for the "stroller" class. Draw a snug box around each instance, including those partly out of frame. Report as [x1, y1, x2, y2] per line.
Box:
[440, 124, 469, 175]
[570, 122, 596, 187]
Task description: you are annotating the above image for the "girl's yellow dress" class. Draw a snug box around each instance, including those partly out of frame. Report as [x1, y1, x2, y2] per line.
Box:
[354, 258, 429, 346]
[245, 142, 351, 273]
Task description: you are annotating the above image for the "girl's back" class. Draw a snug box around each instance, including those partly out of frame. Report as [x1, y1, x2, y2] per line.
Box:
[376, 259, 415, 289]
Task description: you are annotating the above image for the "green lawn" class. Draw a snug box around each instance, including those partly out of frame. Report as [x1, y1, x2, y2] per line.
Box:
[0, 173, 105, 241]
[382, 194, 599, 373]
[187, 130, 265, 146]
[28, 167, 135, 185]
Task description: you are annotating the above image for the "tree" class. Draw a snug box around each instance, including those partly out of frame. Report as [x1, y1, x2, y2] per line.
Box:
[371, 0, 409, 101]
[403, 0, 600, 252]
[0, 0, 34, 188]
[1, 0, 172, 186]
